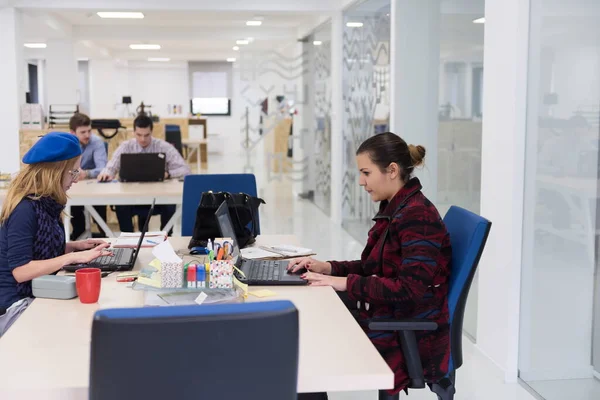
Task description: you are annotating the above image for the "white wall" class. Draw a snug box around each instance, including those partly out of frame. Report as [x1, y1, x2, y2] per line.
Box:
[477, 0, 530, 382]
[188, 61, 239, 141]
[89, 59, 118, 118]
[123, 61, 189, 118]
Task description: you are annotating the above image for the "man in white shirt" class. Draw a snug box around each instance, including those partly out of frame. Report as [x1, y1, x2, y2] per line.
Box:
[98, 114, 191, 233]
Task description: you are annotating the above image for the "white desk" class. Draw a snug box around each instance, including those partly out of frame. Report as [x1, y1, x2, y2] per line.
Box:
[0, 236, 392, 398]
[0, 180, 184, 239]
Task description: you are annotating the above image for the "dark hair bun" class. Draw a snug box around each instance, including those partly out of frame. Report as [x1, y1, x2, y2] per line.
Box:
[408, 144, 426, 167]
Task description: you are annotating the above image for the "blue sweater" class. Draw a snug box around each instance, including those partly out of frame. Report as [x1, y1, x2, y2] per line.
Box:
[0, 197, 65, 309]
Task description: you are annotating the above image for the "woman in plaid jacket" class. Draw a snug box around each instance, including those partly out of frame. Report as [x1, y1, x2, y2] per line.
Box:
[290, 132, 452, 398]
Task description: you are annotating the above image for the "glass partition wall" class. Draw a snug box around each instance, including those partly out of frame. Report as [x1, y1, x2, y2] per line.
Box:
[519, 1, 600, 399]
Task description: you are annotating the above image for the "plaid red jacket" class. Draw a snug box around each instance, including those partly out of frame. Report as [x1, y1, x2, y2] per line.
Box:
[330, 178, 452, 394]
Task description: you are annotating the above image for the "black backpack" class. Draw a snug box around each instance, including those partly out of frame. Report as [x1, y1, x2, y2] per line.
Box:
[188, 191, 265, 249]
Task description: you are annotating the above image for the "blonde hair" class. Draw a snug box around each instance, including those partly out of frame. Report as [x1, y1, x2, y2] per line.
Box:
[0, 157, 79, 224]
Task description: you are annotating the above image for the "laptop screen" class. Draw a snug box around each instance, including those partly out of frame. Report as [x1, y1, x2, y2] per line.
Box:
[130, 198, 156, 266]
[215, 201, 240, 264]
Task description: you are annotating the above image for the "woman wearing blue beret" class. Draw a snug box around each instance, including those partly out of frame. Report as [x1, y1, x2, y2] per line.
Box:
[0, 132, 112, 336]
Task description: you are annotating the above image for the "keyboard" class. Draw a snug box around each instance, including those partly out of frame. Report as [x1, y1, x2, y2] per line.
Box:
[247, 260, 281, 282]
[92, 248, 131, 267]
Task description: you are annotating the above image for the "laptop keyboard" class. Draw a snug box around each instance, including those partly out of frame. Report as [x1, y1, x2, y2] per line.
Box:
[94, 248, 129, 266]
[247, 260, 281, 282]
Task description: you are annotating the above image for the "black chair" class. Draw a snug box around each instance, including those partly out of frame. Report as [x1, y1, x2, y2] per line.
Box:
[165, 124, 183, 155]
[374, 206, 492, 400]
[89, 301, 299, 400]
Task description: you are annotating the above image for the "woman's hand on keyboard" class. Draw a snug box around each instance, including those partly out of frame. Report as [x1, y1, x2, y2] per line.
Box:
[71, 239, 109, 252]
[68, 243, 113, 264]
[287, 257, 332, 275]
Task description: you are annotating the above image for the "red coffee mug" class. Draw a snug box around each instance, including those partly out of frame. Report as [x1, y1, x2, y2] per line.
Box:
[75, 268, 101, 304]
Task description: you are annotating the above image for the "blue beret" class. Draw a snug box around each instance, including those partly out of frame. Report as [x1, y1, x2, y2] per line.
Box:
[22, 132, 82, 164]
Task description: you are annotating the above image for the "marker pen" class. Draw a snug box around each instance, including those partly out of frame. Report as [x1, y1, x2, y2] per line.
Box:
[196, 264, 205, 288]
[187, 264, 197, 288]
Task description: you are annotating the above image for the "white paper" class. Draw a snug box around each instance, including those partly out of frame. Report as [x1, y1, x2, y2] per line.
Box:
[119, 231, 167, 238]
[151, 240, 182, 263]
[241, 247, 280, 260]
[194, 292, 208, 305]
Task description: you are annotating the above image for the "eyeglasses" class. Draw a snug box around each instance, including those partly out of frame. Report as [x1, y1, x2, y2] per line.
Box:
[68, 169, 81, 180]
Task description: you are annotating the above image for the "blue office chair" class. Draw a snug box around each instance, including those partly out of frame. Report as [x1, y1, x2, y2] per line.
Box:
[181, 173, 260, 236]
[372, 206, 491, 400]
[89, 301, 299, 400]
[165, 124, 183, 156]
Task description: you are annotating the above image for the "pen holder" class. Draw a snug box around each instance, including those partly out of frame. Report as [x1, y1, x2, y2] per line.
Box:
[209, 261, 234, 289]
[161, 261, 184, 288]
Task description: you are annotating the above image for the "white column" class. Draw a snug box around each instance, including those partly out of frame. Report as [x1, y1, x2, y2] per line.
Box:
[0, 7, 25, 173]
[89, 59, 118, 118]
[329, 12, 344, 225]
[477, 0, 531, 382]
[389, 0, 441, 202]
[37, 60, 47, 110]
[46, 39, 78, 106]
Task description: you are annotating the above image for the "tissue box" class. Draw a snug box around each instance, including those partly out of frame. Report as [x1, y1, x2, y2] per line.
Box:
[209, 261, 234, 289]
[32, 275, 77, 299]
[161, 261, 184, 288]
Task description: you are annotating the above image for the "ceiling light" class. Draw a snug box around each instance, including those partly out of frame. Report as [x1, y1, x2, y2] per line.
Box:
[346, 22, 363, 28]
[129, 44, 161, 50]
[227, 58, 236, 62]
[232, 46, 240, 51]
[236, 39, 249, 45]
[246, 20, 262, 26]
[473, 17, 485, 24]
[313, 40, 322, 46]
[148, 57, 170, 62]
[97, 12, 144, 19]
[24, 43, 47, 48]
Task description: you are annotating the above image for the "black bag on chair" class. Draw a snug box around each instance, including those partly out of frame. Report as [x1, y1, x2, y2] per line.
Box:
[188, 191, 265, 249]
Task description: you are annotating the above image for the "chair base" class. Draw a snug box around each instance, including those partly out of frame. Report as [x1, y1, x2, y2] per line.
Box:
[378, 373, 456, 400]
[378, 390, 400, 400]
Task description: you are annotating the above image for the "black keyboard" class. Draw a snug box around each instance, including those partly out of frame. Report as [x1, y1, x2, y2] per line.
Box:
[94, 248, 130, 266]
[247, 260, 281, 282]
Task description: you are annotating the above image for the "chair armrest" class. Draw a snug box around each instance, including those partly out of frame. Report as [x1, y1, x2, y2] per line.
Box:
[368, 318, 438, 331]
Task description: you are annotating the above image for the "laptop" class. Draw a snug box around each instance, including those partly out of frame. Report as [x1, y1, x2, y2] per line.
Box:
[215, 201, 306, 286]
[63, 200, 155, 272]
[120, 153, 166, 182]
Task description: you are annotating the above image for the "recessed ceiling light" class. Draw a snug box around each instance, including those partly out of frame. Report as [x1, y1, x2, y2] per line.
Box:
[148, 57, 170, 62]
[246, 20, 262, 26]
[227, 58, 236, 62]
[313, 41, 322, 46]
[97, 12, 144, 19]
[232, 46, 240, 51]
[236, 39, 249, 45]
[473, 17, 485, 24]
[24, 43, 47, 48]
[130, 44, 161, 50]
[346, 22, 363, 28]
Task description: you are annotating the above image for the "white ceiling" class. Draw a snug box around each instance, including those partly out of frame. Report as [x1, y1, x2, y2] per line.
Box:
[22, 9, 320, 61]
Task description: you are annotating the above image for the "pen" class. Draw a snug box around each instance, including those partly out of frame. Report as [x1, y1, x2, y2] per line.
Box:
[271, 246, 297, 253]
[146, 239, 159, 245]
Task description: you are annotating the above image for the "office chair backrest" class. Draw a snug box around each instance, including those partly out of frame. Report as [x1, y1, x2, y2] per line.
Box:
[165, 124, 183, 155]
[442, 206, 491, 373]
[182, 173, 259, 236]
[90, 301, 299, 400]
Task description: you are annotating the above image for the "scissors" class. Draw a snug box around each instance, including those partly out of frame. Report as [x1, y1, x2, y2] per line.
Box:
[213, 241, 234, 256]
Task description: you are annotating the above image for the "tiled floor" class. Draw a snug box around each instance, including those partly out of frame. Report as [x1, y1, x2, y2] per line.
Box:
[200, 150, 537, 399]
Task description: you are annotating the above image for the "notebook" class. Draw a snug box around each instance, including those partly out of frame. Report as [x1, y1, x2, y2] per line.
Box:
[113, 231, 168, 248]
